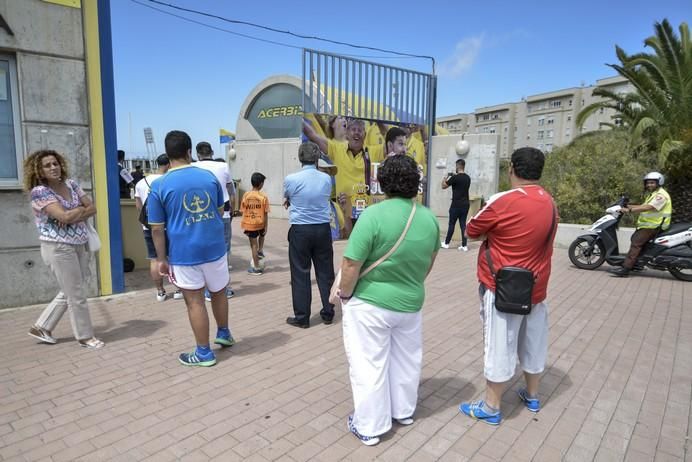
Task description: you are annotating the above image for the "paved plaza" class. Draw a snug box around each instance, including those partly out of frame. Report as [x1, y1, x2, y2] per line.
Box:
[1, 218, 690, 461]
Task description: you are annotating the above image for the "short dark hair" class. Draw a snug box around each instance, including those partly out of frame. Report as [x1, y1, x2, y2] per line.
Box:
[298, 141, 320, 164]
[117, 149, 125, 162]
[456, 159, 465, 168]
[156, 153, 169, 166]
[165, 130, 192, 160]
[378, 155, 420, 198]
[511, 147, 545, 181]
[251, 172, 266, 188]
[386, 126, 407, 145]
[196, 141, 213, 158]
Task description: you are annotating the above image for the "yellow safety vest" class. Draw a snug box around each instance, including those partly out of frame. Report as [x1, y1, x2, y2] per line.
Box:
[637, 187, 672, 230]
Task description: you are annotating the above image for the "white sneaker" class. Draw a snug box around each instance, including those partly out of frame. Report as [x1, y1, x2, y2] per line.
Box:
[441, 241, 449, 249]
[156, 291, 166, 302]
[394, 417, 414, 425]
[458, 246, 468, 252]
[173, 290, 183, 300]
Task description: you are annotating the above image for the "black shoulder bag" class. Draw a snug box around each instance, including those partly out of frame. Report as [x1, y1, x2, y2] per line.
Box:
[485, 204, 556, 315]
[138, 178, 151, 228]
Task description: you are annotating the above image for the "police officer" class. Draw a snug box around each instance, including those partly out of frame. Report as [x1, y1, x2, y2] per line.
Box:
[608, 172, 672, 277]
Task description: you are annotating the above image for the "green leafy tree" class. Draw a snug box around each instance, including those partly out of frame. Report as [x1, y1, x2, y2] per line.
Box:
[542, 131, 656, 225]
[576, 19, 691, 221]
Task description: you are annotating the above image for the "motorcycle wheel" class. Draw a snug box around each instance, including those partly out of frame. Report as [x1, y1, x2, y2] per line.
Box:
[669, 265, 692, 282]
[568, 236, 605, 270]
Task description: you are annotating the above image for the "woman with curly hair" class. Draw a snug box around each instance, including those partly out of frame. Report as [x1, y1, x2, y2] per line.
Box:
[335, 155, 440, 445]
[24, 150, 104, 349]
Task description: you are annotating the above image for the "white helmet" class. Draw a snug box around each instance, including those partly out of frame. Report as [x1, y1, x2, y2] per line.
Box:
[643, 171, 664, 186]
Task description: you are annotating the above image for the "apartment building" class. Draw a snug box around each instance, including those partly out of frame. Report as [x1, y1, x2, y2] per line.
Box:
[437, 76, 633, 158]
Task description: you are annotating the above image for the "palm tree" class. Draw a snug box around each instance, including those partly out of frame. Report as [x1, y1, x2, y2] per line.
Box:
[577, 19, 692, 222]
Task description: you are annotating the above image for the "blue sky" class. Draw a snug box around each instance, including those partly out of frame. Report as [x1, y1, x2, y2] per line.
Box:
[110, 0, 690, 157]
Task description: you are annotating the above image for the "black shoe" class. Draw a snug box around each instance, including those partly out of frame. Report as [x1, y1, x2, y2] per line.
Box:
[607, 267, 630, 277]
[321, 315, 334, 325]
[286, 317, 309, 328]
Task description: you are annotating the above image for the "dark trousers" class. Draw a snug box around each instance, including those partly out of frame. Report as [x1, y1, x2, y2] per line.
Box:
[623, 227, 659, 269]
[288, 223, 335, 324]
[444, 205, 470, 246]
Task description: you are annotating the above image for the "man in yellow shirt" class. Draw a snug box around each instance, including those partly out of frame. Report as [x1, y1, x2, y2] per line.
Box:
[303, 118, 385, 221]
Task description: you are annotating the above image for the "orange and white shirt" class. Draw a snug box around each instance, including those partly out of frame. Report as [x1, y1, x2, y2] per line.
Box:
[240, 190, 270, 231]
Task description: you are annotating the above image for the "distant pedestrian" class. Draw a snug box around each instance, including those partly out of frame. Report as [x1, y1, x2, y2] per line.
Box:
[131, 165, 144, 186]
[240, 172, 270, 275]
[194, 141, 236, 298]
[134, 154, 182, 302]
[24, 150, 104, 349]
[283, 142, 335, 328]
[117, 149, 133, 199]
[441, 158, 471, 251]
[147, 130, 235, 367]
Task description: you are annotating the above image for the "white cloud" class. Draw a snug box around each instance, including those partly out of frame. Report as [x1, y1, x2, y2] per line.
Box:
[438, 35, 484, 78]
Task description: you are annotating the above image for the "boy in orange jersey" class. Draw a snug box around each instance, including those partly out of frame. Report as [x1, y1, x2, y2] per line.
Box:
[240, 172, 270, 275]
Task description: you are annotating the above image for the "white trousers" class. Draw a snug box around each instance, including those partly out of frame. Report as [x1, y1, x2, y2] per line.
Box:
[342, 296, 423, 437]
[481, 286, 549, 383]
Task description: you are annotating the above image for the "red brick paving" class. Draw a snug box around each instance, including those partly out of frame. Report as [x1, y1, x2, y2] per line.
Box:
[1, 218, 690, 461]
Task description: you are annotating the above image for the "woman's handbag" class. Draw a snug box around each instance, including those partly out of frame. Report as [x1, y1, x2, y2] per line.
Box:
[329, 201, 417, 306]
[86, 221, 101, 252]
[485, 204, 556, 315]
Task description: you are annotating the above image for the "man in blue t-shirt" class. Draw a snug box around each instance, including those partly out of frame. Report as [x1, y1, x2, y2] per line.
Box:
[148, 130, 235, 367]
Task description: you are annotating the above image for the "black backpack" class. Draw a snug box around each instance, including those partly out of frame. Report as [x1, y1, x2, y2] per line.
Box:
[138, 178, 151, 228]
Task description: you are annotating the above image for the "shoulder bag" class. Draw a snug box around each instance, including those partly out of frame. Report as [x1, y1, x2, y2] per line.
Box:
[485, 203, 556, 315]
[329, 200, 417, 306]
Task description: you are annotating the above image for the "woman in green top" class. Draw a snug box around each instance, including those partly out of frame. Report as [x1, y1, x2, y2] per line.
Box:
[336, 155, 440, 446]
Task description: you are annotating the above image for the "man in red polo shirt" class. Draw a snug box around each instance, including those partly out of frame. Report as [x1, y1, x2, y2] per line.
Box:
[459, 147, 558, 426]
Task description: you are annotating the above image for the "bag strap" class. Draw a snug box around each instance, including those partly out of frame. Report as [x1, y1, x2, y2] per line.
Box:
[485, 201, 556, 278]
[359, 200, 417, 279]
[363, 147, 371, 196]
[144, 177, 151, 191]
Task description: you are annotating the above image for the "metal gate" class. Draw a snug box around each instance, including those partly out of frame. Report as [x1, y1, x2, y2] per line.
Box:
[301, 48, 437, 197]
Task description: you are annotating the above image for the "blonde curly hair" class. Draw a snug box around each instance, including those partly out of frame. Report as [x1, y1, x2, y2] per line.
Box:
[23, 150, 69, 192]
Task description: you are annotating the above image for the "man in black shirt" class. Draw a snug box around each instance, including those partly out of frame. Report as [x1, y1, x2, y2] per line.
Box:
[117, 150, 134, 199]
[441, 159, 471, 251]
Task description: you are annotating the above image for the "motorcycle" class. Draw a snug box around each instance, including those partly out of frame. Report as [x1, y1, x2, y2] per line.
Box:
[568, 196, 692, 281]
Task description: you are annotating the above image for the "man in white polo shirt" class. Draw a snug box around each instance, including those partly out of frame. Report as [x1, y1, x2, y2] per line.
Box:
[195, 141, 236, 300]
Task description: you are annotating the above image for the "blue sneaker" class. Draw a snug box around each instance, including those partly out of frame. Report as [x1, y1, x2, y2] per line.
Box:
[204, 289, 212, 302]
[178, 350, 216, 367]
[459, 400, 502, 425]
[347, 415, 380, 446]
[206, 288, 235, 301]
[214, 330, 236, 347]
[517, 389, 540, 412]
[226, 287, 235, 298]
[247, 267, 263, 276]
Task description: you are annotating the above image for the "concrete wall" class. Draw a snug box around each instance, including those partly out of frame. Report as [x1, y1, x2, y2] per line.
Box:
[231, 139, 301, 220]
[0, 1, 96, 309]
[427, 133, 499, 217]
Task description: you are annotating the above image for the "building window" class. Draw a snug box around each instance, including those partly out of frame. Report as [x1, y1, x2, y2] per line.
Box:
[546, 143, 553, 152]
[568, 99, 573, 107]
[538, 117, 545, 126]
[551, 100, 561, 108]
[504, 126, 508, 132]
[567, 115, 572, 122]
[492, 114, 499, 120]
[547, 130, 554, 138]
[527, 118, 531, 126]
[565, 128, 571, 137]
[489, 126, 496, 134]
[538, 143, 544, 150]
[0, 55, 22, 187]
[547, 117, 554, 125]
[537, 130, 544, 140]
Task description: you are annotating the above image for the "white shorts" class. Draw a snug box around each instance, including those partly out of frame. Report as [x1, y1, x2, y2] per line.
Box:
[169, 255, 229, 292]
[480, 285, 549, 383]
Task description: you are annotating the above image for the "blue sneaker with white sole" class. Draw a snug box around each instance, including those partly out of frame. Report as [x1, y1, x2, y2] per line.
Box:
[459, 400, 502, 425]
[178, 350, 216, 367]
[517, 388, 540, 412]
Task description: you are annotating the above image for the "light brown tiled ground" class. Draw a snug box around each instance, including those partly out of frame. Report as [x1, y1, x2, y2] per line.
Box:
[1, 218, 690, 461]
